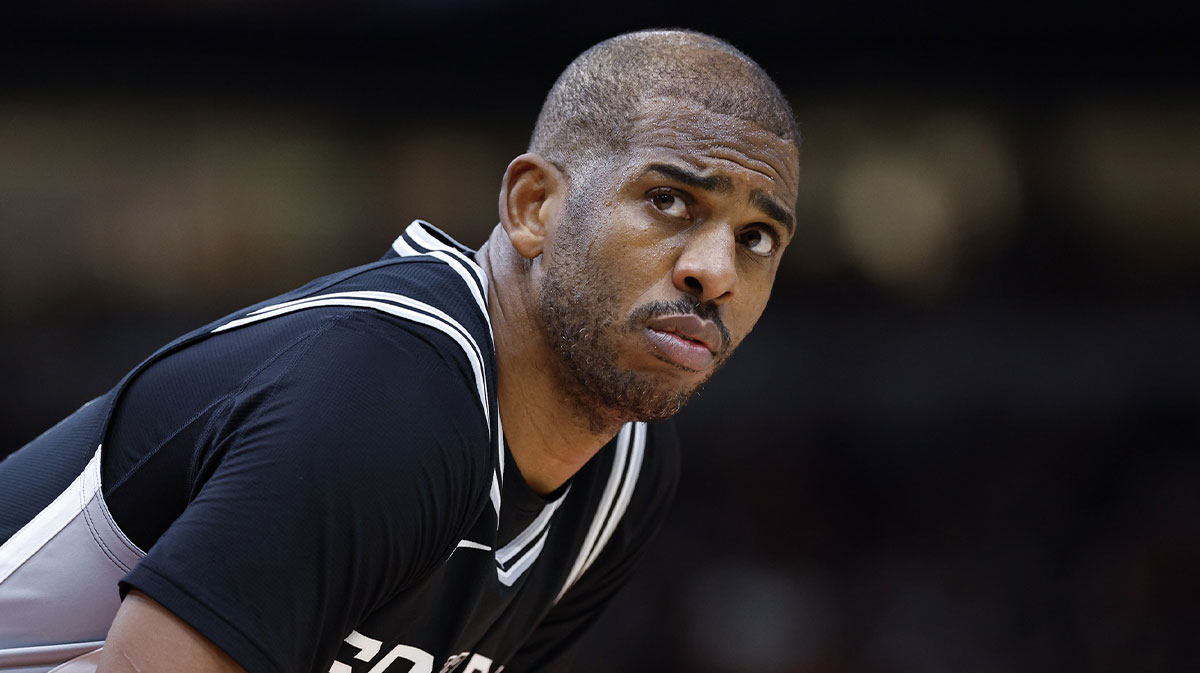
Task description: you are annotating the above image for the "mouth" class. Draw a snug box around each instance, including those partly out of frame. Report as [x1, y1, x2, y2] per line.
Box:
[643, 314, 723, 372]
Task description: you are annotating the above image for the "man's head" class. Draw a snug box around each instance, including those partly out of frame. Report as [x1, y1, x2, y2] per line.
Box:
[497, 29, 800, 431]
[530, 29, 799, 178]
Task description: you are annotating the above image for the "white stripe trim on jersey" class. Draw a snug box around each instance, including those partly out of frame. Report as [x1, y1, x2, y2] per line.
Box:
[227, 289, 486, 412]
[0, 445, 102, 584]
[394, 222, 505, 522]
[395, 247, 489, 336]
[584, 422, 646, 571]
[455, 539, 492, 552]
[490, 413, 505, 528]
[554, 424, 631, 601]
[239, 289, 477, 347]
[495, 413, 505, 483]
[390, 235, 424, 258]
[493, 487, 568, 586]
[494, 488, 569, 567]
[554, 422, 646, 602]
[391, 222, 488, 321]
[211, 292, 490, 433]
[496, 529, 550, 587]
[401, 222, 491, 329]
[232, 289, 485, 370]
[404, 221, 489, 296]
[220, 294, 486, 417]
[489, 473, 502, 520]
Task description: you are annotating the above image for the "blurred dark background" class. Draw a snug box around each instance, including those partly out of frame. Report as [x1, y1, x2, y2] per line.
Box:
[1, 2, 1197, 671]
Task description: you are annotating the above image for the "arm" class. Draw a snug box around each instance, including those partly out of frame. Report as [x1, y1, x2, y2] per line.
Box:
[97, 591, 246, 673]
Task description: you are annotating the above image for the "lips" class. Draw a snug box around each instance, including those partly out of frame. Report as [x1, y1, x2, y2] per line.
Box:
[644, 314, 724, 371]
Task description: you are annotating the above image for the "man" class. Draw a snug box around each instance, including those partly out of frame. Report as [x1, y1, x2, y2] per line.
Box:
[0, 28, 799, 673]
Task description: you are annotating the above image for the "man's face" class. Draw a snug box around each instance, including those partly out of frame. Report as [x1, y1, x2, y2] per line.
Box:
[537, 99, 799, 429]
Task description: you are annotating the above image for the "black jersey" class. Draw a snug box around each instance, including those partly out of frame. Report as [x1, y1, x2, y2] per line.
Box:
[0, 221, 680, 673]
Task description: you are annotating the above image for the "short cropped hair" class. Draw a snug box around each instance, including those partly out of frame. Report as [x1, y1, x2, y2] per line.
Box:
[530, 29, 798, 175]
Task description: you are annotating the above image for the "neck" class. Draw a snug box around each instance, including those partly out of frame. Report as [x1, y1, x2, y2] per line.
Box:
[477, 229, 623, 496]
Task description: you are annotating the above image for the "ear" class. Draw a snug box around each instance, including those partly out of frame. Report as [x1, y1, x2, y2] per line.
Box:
[498, 153, 567, 260]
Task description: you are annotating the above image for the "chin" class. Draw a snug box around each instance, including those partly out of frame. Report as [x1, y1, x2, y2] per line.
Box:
[606, 373, 703, 422]
[563, 360, 709, 432]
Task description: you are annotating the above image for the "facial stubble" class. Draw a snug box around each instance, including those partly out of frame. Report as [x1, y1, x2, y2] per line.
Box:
[535, 213, 728, 433]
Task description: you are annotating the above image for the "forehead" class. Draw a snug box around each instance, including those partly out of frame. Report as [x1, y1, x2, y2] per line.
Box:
[619, 98, 800, 202]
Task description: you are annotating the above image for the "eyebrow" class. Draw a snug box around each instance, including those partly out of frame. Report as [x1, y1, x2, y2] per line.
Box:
[644, 163, 733, 194]
[752, 191, 795, 235]
[643, 162, 795, 235]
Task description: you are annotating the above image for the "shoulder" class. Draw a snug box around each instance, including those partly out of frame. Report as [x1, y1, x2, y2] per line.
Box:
[137, 308, 498, 590]
[241, 220, 491, 349]
[217, 309, 493, 475]
[108, 236, 500, 503]
[207, 242, 494, 420]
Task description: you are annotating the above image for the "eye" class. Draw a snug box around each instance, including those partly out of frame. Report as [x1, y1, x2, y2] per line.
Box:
[738, 226, 778, 256]
[650, 192, 690, 219]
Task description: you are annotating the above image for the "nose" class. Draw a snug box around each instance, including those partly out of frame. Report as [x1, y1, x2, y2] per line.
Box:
[672, 223, 737, 304]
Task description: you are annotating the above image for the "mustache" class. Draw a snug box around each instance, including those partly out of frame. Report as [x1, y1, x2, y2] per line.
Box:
[629, 297, 732, 353]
